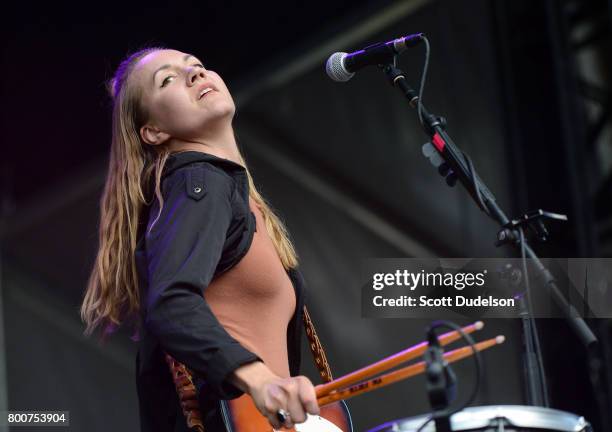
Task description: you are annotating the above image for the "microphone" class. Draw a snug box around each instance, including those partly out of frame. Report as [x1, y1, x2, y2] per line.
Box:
[325, 33, 424, 82]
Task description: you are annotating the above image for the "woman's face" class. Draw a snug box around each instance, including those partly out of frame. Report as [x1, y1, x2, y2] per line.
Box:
[132, 49, 235, 145]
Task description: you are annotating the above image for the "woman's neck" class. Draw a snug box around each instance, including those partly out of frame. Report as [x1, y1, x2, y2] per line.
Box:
[167, 124, 244, 167]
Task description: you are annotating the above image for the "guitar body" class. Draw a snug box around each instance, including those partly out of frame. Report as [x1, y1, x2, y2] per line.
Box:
[220, 394, 353, 432]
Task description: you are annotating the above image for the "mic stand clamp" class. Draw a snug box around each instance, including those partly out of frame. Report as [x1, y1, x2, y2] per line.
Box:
[495, 210, 568, 247]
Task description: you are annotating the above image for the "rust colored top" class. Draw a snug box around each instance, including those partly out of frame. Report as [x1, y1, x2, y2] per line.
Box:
[204, 197, 297, 378]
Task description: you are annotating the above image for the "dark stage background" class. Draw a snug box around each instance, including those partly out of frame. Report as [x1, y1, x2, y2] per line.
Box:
[2, 0, 612, 430]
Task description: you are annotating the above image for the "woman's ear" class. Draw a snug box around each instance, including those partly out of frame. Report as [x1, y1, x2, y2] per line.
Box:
[140, 124, 170, 146]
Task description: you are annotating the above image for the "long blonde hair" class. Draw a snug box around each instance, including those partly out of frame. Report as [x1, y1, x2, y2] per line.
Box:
[81, 46, 298, 337]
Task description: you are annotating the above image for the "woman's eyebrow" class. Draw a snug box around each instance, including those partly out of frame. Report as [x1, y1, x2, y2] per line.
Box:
[152, 54, 199, 84]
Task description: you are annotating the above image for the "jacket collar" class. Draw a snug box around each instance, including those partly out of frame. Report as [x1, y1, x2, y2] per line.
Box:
[162, 151, 250, 202]
[162, 150, 247, 180]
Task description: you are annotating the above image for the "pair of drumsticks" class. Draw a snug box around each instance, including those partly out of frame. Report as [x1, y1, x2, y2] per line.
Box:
[314, 321, 504, 406]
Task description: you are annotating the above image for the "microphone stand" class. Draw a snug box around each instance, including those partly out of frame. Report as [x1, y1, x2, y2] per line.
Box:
[425, 327, 456, 432]
[381, 63, 597, 407]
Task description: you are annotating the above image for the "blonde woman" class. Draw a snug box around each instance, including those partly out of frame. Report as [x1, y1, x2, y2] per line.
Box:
[81, 47, 321, 431]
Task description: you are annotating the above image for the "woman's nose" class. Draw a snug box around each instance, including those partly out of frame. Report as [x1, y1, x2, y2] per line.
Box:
[188, 67, 206, 85]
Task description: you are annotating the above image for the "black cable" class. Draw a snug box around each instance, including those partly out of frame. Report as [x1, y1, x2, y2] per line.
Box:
[415, 36, 492, 221]
[417, 36, 431, 127]
[463, 150, 490, 217]
[415, 320, 483, 432]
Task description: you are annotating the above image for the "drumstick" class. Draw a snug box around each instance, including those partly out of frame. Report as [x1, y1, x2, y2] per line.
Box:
[317, 335, 504, 406]
[315, 321, 484, 398]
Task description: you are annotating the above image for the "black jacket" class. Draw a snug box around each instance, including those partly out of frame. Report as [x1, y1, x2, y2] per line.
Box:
[134, 151, 306, 431]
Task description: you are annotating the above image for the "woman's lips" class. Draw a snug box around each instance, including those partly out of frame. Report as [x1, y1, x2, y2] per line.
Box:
[198, 89, 217, 100]
[198, 90, 217, 100]
[197, 83, 218, 99]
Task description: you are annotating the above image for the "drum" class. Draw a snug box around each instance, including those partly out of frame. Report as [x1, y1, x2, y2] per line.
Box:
[367, 405, 591, 432]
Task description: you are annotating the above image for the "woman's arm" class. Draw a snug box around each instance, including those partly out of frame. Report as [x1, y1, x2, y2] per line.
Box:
[145, 162, 320, 428]
[144, 162, 261, 400]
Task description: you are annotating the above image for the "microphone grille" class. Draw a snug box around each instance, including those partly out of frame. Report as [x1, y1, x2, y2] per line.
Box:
[325, 52, 354, 82]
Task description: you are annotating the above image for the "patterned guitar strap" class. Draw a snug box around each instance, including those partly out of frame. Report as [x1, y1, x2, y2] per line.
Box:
[164, 305, 333, 432]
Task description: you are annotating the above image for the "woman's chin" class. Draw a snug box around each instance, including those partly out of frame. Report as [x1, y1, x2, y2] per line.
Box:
[206, 103, 235, 124]
[200, 96, 234, 116]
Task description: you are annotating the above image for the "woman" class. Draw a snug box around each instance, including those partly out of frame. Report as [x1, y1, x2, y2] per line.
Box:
[80, 47, 321, 431]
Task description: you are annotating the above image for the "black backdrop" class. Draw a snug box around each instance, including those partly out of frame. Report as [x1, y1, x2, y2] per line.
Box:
[2, 0, 611, 430]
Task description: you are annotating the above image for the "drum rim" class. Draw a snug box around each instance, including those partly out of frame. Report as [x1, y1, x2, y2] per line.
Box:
[367, 405, 590, 432]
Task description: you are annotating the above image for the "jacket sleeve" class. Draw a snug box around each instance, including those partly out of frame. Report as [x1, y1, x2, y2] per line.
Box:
[143, 163, 261, 400]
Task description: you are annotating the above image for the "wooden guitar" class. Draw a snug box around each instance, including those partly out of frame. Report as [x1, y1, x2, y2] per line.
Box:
[220, 394, 353, 431]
